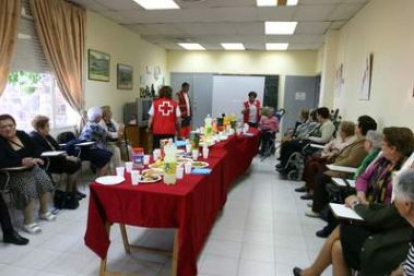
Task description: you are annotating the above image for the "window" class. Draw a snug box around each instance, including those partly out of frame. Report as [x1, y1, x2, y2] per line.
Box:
[0, 0, 79, 132]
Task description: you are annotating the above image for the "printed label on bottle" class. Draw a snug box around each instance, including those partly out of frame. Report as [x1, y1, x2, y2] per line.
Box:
[164, 161, 177, 175]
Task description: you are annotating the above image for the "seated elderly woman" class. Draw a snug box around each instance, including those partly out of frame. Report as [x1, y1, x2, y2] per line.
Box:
[79, 107, 112, 176]
[99, 106, 125, 170]
[277, 107, 335, 171]
[390, 169, 414, 276]
[0, 114, 55, 234]
[30, 115, 83, 197]
[298, 120, 357, 196]
[315, 129, 384, 238]
[293, 127, 414, 276]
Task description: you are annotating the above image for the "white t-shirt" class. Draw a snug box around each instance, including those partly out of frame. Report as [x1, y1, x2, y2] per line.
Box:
[184, 92, 191, 116]
[248, 102, 258, 123]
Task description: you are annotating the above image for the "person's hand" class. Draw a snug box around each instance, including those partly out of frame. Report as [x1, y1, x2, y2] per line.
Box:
[390, 265, 403, 276]
[33, 158, 44, 166]
[22, 157, 43, 167]
[66, 156, 79, 162]
[344, 195, 358, 208]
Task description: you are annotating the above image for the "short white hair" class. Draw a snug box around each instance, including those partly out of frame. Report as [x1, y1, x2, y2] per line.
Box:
[365, 130, 383, 150]
[394, 169, 414, 202]
[87, 106, 102, 122]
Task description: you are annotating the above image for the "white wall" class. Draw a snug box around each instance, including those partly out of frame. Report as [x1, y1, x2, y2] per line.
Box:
[331, 0, 414, 129]
[167, 50, 318, 108]
[84, 11, 167, 122]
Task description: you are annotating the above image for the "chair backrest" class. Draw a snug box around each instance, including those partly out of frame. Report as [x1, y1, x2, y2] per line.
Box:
[57, 131, 76, 144]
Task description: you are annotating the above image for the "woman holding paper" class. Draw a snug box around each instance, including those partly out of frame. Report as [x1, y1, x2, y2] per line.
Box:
[30, 115, 82, 197]
[293, 127, 414, 276]
[0, 114, 56, 234]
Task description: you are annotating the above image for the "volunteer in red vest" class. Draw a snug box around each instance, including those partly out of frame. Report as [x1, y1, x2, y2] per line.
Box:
[242, 91, 261, 128]
[176, 82, 191, 138]
[148, 86, 181, 149]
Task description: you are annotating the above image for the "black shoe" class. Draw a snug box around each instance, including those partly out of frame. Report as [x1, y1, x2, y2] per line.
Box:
[275, 164, 283, 169]
[293, 267, 302, 276]
[295, 186, 307, 193]
[316, 226, 333, 238]
[76, 191, 86, 199]
[300, 193, 313, 200]
[3, 231, 29, 245]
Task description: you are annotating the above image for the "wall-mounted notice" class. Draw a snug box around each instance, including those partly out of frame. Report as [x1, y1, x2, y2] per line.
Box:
[295, 92, 306, 101]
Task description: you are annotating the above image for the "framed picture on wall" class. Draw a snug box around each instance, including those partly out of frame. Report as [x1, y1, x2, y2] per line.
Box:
[360, 53, 374, 100]
[117, 64, 133, 90]
[88, 49, 110, 82]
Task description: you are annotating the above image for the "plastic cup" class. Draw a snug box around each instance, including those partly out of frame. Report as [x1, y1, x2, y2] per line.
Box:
[131, 170, 141, 185]
[153, 149, 161, 161]
[185, 144, 192, 153]
[192, 149, 199, 161]
[116, 167, 125, 177]
[176, 166, 184, 179]
[184, 162, 192, 174]
[143, 155, 150, 165]
[125, 162, 133, 173]
[202, 146, 209, 159]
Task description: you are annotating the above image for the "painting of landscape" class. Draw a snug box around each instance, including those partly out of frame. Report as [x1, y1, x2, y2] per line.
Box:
[88, 49, 110, 81]
[117, 64, 133, 89]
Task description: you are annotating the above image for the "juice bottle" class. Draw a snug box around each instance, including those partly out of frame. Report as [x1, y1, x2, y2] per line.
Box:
[163, 142, 177, 185]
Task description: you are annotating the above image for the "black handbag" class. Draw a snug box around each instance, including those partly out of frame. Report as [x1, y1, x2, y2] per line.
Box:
[53, 190, 79, 210]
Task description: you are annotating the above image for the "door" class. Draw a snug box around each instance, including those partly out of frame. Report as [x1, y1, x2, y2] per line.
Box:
[170, 73, 213, 129]
[282, 76, 320, 134]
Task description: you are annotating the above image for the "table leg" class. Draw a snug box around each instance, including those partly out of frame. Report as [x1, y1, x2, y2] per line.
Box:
[171, 231, 178, 276]
[99, 222, 111, 276]
[119, 224, 131, 254]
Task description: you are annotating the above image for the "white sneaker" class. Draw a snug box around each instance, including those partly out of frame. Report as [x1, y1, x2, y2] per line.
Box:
[23, 223, 42, 234]
[39, 211, 56, 221]
[305, 209, 320, 218]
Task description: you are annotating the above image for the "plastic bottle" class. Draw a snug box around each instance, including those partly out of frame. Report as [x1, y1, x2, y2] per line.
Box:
[163, 141, 177, 185]
[204, 114, 212, 141]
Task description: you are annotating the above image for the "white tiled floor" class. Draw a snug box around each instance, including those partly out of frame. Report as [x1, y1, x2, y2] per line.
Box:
[0, 157, 334, 276]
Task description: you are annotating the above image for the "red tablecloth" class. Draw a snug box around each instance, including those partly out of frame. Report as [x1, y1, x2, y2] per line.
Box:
[84, 129, 260, 276]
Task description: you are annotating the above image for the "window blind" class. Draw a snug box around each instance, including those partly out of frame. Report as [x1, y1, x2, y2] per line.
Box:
[10, 0, 50, 73]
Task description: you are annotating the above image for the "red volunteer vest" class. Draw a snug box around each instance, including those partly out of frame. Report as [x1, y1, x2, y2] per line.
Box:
[243, 100, 261, 123]
[176, 91, 190, 118]
[152, 98, 178, 135]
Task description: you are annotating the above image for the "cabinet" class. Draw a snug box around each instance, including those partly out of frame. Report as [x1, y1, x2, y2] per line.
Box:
[125, 126, 153, 153]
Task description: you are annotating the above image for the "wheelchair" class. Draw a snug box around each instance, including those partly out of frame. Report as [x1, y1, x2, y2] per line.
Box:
[278, 142, 320, 181]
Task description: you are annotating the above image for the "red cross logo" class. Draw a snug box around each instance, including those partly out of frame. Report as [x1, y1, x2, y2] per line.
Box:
[158, 101, 174, 116]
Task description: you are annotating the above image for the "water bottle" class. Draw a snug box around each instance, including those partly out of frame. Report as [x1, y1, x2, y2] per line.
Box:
[163, 142, 177, 185]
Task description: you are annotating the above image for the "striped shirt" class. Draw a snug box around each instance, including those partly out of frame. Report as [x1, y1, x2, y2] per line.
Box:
[403, 243, 414, 275]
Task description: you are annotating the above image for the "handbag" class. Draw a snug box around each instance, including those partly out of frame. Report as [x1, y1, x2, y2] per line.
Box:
[53, 190, 79, 210]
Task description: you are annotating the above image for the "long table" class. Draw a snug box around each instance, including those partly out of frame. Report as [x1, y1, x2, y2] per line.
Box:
[84, 129, 260, 276]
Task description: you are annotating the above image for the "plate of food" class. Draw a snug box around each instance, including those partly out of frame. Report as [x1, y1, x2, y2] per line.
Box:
[95, 176, 125, 185]
[140, 169, 162, 183]
[192, 161, 209, 169]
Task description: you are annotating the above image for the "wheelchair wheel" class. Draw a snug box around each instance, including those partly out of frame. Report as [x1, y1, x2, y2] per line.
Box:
[287, 170, 299, 181]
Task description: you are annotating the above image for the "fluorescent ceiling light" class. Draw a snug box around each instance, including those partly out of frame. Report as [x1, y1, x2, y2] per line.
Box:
[257, 0, 276, 6]
[178, 43, 205, 50]
[133, 0, 179, 10]
[265, 21, 297, 35]
[257, 0, 298, 6]
[221, 43, 245, 50]
[266, 43, 289, 50]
